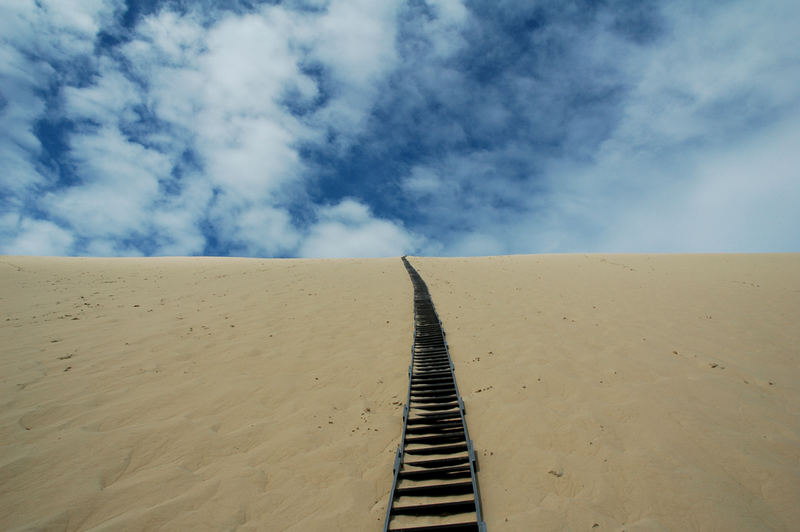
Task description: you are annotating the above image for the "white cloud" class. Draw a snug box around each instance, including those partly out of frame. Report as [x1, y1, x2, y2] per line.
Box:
[126, 7, 314, 201]
[420, 0, 469, 59]
[123, 1, 409, 255]
[402, 166, 444, 195]
[210, 199, 301, 257]
[446, 232, 505, 257]
[598, 109, 800, 252]
[311, 0, 400, 88]
[0, 0, 118, 61]
[62, 60, 141, 123]
[603, 1, 800, 155]
[3, 0, 797, 258]
[299, 199, 418, 258]
[0, 0, 126, 253]
[291, 0, 404, 148]
[0, 216, 75, 256]
[547, 0, 800, 253]
[45, 125, 169, 237]
[1, 0, 409, 256]
[0, 0, 119, 195]
[124, 0, 403, 201]
[0, 45, 50, 195]
[397, 0, 800, 255]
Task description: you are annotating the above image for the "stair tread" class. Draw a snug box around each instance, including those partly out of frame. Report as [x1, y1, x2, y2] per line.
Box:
[392, 499, 476, 516]
[405, 456, 469, 468]
[399, 464, 471, 480]
[389, 522, 479, 532]
[404, 443, 468, 456]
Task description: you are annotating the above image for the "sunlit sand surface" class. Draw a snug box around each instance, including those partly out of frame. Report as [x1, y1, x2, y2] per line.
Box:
[1, 254, 798, 530]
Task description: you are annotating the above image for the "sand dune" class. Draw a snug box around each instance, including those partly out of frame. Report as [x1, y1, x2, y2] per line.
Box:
[1, 257, 411, 531]
[412, 254, 800, 531]
[1, 254, 799, 531]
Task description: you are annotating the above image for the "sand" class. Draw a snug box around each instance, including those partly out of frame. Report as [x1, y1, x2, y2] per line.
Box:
[0, 257, 411, 531]
[1, 254, 799, 531]
[412, 254, 800, 531]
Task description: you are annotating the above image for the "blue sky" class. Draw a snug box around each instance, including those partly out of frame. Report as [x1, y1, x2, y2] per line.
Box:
[2, 0, 799, 257]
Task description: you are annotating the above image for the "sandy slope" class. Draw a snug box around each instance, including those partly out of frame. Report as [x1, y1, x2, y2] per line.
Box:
[1, 254, 799, 531]
[0, 257, 410, 531]
[411, 254, 800, 531]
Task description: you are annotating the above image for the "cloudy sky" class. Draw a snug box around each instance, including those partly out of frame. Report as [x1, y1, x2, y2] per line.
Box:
[2, 0, 799, 257]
